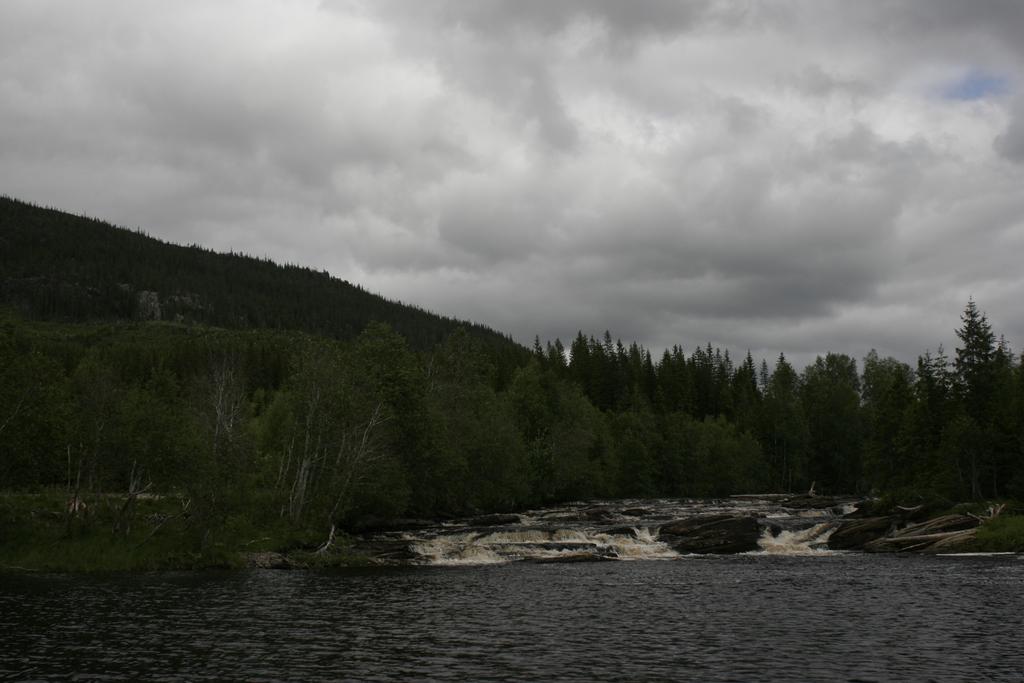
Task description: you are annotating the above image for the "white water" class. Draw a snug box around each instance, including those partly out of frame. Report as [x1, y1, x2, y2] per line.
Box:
[393, 497, 851, 565]
[410, 527, 678, 565]
[410, 533, 507, 565]
[756, 522, 836, 555]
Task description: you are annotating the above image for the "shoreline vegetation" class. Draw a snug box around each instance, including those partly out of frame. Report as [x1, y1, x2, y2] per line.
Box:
[1, 491, 1021, 573]
[0, 491, 367, 573]
[3, 197, 1024, 571]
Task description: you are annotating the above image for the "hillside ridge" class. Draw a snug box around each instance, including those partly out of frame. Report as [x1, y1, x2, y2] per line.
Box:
[0, 195, 521, 354]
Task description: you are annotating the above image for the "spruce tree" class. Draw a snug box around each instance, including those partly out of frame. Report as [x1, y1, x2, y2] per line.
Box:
[955, 298, 996, 418]
[953, 298, 998, 498]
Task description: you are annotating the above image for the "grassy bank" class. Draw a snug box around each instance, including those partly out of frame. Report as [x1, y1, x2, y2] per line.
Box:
[0, 491, 365, 573]
[972, 515, 1024, 552]
[944, 500, 1024, 552]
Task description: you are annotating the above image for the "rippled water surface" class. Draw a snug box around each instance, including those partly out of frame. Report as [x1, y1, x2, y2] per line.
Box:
[3, 554, 1023, 682]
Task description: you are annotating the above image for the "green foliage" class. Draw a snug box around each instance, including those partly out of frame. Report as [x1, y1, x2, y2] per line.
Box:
[609, 409, 661, 497]
[5, 194, 1024, 571]
[973, 515, 1024, 552]
[0, 196, 526, 363]
[861, 350, 914, 493]
[660, 414, 767, 497]
[955, 299, 996, 419]
[508, 361, 615, 502]
[0, 492, 239, 572]
[760, 353, 808, 492]
[426, 331, 530, 511]
[801, 353, 863, 492]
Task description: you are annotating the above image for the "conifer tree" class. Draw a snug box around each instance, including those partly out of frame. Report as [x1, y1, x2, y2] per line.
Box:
[953, 299, 998, 497]
[761, 354, 808, 491]
[955, 298, 996, 419]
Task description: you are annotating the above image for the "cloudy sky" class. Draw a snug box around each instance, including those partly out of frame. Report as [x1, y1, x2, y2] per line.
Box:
[3, 1, 1024, 368]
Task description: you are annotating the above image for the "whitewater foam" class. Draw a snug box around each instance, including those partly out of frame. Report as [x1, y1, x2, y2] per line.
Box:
[410, 526, 678, 564]
[756, 522, 837, 555]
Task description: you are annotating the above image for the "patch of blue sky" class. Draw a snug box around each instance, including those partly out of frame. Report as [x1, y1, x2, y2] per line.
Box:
[942, 71, 1010, 101]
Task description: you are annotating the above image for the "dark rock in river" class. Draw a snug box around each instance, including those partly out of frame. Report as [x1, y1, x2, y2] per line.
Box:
[621, 508, 652, 517]
[578, 507, 616, 522]
[466, 513, 521, 527]
[658, 514, 762, 554]
[779, 494, 859, 510]
[828, 517, 895, 550]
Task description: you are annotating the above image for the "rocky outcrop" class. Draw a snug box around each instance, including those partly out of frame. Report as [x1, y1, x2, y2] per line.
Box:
[578, 506, 616, 522]
[828, 517, 895, 550]
[658, 514, 762, 554]
[466, 513, 521, 527]
[779, 494, 860, 511]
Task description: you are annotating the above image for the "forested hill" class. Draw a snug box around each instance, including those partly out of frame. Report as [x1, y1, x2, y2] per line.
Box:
[0, 196, 522, 354]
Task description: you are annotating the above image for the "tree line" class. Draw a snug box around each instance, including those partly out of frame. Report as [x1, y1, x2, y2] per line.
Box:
[533, 298, 1023, 502]
[2, 297, 1022, 548]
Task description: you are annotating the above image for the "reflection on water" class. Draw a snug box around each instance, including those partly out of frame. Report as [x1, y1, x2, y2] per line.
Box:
[2, 554, 1023, 682]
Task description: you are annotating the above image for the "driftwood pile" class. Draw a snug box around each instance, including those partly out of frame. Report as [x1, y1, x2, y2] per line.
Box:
[861, 514, 979, 553]
[831, 504, 1005, 553]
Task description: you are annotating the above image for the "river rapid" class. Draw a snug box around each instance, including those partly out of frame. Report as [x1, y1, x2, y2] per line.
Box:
[373, 496, 851, 564]
[2, 498, 1023, 682]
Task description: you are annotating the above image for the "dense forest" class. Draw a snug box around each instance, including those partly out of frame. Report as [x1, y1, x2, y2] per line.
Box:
[2, 197, 1024, 553]
[0, 196, 523, 366]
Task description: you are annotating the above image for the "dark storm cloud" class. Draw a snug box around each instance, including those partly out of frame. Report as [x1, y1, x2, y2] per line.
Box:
[2, 0, 1023, 369]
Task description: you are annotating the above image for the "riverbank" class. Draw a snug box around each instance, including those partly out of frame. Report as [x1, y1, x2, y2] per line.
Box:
[974, 514, 1024, 551]
[0, 492, 367, 573]
[2, 492, 1022, 572]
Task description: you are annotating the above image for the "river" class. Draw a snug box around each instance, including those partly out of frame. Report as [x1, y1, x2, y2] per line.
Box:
[2, 499, 1023, 681]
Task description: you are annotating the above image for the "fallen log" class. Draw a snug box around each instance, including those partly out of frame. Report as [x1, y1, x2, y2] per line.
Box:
[864, 528, 977, 554]
[889, 514, 979, 539]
